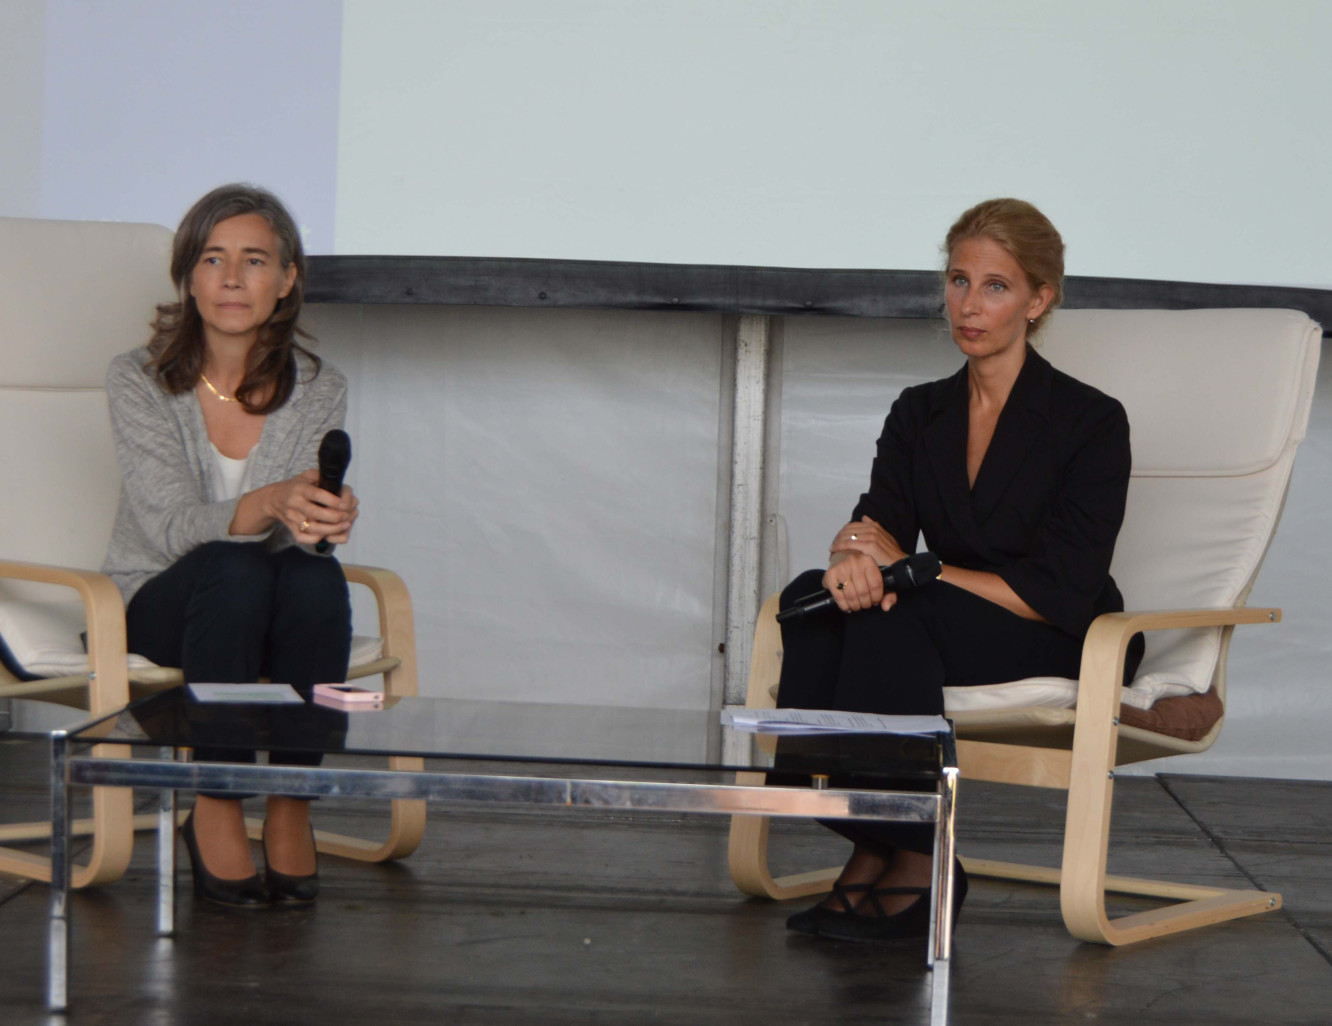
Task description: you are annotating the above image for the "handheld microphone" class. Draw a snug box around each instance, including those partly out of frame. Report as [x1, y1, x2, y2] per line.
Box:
[313, 429, 352, 555]
[776, 552, 942, 623]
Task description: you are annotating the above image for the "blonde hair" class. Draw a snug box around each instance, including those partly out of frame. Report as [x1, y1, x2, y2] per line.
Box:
[944, 198, 1064, 336]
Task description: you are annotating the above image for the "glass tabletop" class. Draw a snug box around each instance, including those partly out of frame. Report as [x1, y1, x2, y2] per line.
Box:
[63, 689, 948, 784]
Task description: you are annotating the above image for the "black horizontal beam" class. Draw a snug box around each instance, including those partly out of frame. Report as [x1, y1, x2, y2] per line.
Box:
[306, 255, 1332, 332]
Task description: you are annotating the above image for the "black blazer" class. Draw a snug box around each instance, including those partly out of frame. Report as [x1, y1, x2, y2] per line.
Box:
[852, 348, 1132, 639]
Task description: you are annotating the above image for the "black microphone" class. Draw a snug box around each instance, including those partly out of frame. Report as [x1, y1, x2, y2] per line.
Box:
[776, 552, 942, 623]
[313, 429, 351, 555]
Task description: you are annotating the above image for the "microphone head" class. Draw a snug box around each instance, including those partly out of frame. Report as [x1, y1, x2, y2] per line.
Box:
[316, 429, 352, 493]
[318, 429, 351, 469]
[885, 551, 943, 591]
[905, 551, 942, 584]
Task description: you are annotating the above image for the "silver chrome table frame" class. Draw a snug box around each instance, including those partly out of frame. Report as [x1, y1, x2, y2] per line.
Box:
[49, 728, 959, 1023]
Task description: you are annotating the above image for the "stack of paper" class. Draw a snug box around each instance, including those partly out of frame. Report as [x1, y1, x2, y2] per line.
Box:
[187, 683, 305, 704]
[722, 708, 949, 736]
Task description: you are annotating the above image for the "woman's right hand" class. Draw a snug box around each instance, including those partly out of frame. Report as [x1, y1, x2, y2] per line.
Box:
[822, 552, 895, 613]
[823, 516, 903, 612]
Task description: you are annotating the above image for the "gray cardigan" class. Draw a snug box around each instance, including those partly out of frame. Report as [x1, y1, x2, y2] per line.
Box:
[102, 347, 347, 602]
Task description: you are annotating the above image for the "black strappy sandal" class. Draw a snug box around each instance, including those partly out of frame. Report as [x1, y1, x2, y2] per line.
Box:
[818, 861, 968, 943]
[816, 884, 930, 941]
[785, 880, 874, 935]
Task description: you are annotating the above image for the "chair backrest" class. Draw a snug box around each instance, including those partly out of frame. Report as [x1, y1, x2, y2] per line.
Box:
[1038, 308, 1321, 699]
[0, 216, 175, 580]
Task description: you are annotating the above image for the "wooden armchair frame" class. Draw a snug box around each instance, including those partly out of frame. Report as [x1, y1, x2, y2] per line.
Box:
[728, 592, 1284, 946]
[0, 559, 426, 889]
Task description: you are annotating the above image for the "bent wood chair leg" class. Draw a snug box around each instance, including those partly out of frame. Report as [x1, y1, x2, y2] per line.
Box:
[728, 595, 842, 900]
[727, 771, 840, 900]
[1057, 721, 1282, 944]
[0, 565, 147, 887]
[0, 771, 136, 888]
[962, 857, 1281, 906]
[0, 810, 160, 843]
[324, 564, 428, 862]
[1055, 613, 1282, 945]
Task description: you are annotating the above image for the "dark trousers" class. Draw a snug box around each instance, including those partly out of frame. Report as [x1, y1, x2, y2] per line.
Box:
[127, 541, 352, 791]
[776, 569, 1144, 854]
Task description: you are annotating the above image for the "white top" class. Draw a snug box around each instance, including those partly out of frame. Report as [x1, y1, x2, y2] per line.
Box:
[210, 442, 255, 501]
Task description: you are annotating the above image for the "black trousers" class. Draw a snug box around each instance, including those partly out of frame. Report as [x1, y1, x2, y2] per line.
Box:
[776, 568, 1144, 855]
[127, 541, 352, 793]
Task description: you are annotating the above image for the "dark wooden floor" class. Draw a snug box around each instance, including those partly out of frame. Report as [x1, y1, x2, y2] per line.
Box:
[1, 736, 1330, 1025]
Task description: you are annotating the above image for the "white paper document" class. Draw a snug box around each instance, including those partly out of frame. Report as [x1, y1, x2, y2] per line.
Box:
[187, 683, 305, 704]
[722, 708, 949, 736]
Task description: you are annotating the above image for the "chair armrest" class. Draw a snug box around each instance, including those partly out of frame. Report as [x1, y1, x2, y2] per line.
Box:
[0, 558, 117, 597]
[1091, 606, 1279, 636]
[341, 564, 418, 697]
[0, 560, 130, 713]
[1076, 605, 1280, 719]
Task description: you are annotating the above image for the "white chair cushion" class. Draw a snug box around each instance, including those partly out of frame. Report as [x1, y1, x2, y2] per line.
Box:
[0, 217, 175, 389]
[1040, 308, 1317, 474]
[942, 676, 1190, 716]
[0, 598, 383, 680]
[0, 390, 123, 570]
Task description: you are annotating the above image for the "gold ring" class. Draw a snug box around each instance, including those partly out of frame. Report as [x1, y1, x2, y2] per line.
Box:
[836, 582, 846, 590]
[300, 519, 310, 532]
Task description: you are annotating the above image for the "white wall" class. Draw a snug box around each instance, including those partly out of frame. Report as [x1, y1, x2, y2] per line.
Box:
[7, 0, 1330, 287]
[335, 0, 1332, 286]
[1, 0, 342, 253]
[0, 1, 45, 218]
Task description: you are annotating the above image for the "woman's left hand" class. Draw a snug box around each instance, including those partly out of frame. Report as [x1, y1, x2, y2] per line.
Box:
[277, 470, 359, 545]
[829, 516, 907, 568]
[313, 483, 358, 545]
[297, 480, 358, 545]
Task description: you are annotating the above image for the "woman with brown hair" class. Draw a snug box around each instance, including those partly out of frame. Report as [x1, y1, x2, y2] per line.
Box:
[102, 183, 357, 907]
[779, 198, 1143, 941]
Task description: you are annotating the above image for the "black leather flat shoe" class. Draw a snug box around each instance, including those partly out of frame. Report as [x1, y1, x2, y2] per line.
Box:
[180, 810, 269, 909]
[263, 823, 320, 905]
[817, 860, 968, 943]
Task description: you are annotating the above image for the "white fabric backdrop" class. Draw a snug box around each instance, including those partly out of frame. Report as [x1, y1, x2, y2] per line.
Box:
[309, 304, 729, 710]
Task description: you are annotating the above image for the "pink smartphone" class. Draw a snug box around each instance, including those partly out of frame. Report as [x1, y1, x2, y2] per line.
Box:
[312, 683, 384, 705]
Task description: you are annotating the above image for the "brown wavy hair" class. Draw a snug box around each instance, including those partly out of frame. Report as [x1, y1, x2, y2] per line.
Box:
[147, 183, 318, 414]
[943, 198, 1064, 337]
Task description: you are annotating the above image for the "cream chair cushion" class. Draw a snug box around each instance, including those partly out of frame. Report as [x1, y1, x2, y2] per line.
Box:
[0, 597, 384, 680]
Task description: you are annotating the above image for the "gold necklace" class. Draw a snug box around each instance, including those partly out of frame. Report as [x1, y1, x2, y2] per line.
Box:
[200, 373, 239, 403]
